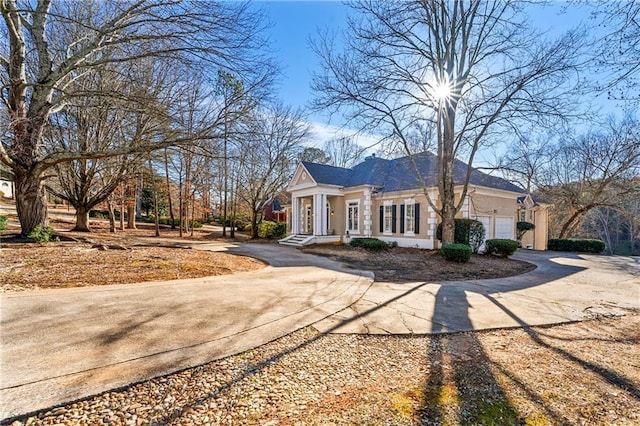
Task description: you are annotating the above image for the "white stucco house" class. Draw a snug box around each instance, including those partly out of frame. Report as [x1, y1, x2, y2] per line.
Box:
[280, 152, 548, 250]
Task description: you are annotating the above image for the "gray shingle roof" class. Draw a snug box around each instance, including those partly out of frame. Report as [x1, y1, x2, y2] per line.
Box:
[302, 152, 524, 193]
[301, 162, 353, 186]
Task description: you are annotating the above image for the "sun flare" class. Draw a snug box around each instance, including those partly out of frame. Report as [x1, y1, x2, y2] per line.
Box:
[432, 81, 452, 102]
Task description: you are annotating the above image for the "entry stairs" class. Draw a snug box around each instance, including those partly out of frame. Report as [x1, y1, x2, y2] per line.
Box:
[278, 234, 315, 247]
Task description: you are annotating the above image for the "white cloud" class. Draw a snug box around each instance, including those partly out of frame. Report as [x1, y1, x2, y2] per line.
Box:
[307, 121, 383, 152]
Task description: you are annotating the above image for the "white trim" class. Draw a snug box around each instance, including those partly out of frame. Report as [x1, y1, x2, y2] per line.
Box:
[287, 164, 317, 191]
[346, 199, 360, 234]
[462, 185, 524, 198]
[383, 203, 393, 235]
[377, 236, 434, 249]
[341, 185, 377, 194]
[290, 185, 343, 197]
[404, 198, 416, 236]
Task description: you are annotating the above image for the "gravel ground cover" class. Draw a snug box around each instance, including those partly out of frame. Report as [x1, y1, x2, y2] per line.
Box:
[8, 314, 639, 426]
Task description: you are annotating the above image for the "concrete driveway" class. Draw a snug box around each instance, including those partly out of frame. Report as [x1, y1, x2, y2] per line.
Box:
[0, 242, 373, 420]
[314, 250, 640, 334]
[1, 243, 638, 420]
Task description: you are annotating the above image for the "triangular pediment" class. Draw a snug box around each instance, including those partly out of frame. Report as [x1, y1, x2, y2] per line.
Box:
[288, 163, 317, 190]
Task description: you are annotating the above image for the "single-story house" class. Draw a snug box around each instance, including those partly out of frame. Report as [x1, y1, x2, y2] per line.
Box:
[280, 152, 549, 250]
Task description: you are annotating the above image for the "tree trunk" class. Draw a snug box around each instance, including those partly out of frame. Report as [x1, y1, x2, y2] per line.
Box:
[230, 187, 237, 238]
[190, 195, 195, 237]
[120, 190, 125, 231]
[149, 157, 160, 237]
[73, 205, 91, 232]
[439, 105, 457, 245]
[14, 169, 48, 237]
[107, 197, 116, 233]
[251, 211, 259, 239]
[164, 150, 176, 230]
[127, 204, 137, 229]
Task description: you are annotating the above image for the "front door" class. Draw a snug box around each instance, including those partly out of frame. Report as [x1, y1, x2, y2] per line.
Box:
[305, 204, 313, 234]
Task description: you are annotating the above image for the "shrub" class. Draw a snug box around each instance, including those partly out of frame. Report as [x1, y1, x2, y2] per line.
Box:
[272, 222, 287, 238]
[0, 215, 7, 230]
[257, 221, 287, 239]
[440, 243, 472, 263]
[28, 225, 59, 243]
[516, 221, 535, 241]
[547, 239, 605, 253]
[349, 237, 390, 251]
[89, 210, 108, 219]
[485, 239, 518, 257]
[436, 218, 485, 253]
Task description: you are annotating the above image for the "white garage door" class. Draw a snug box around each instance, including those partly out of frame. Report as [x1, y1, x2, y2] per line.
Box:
[474, 216, 492, 250]
[495, 217, 514, 240]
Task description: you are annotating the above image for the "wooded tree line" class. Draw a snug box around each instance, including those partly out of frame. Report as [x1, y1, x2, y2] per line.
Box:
[0, 0, 353, 237]
[499, 113, 640, 254]
[311, 0, 639, 246]
[3, 1, 639, 247]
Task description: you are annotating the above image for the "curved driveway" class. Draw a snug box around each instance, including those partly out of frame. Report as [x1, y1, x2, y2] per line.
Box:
[315, 250, 640, 334]
[1, 242, 638, 420]
[0, 242, 372, 420]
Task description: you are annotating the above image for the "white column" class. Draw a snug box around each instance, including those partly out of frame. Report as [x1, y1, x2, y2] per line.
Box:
[313, 194, 322, 236]
[320, 193, 327, 236]
[291, 196, 299, 235]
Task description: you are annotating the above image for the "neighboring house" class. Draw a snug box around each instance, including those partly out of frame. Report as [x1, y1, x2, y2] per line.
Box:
[280, 152, 549, 250]
[517, 194, 549, 250]
[263, 193, 290, 223]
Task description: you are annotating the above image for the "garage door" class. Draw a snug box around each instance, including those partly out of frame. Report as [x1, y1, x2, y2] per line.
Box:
[474, 216, 492, 251]
[495, 217, 514, 239]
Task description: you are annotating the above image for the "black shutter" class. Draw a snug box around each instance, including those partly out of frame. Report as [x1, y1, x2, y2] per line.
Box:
[414, 203, 420, 234]
[400, 204, 405, 234]
[379, 206, 384, 233]
[392, 205, 397, 233]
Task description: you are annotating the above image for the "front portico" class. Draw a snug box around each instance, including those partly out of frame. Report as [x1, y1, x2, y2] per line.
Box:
[280, 163, 345, 246]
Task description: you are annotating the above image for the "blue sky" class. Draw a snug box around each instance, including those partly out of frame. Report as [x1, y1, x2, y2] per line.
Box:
[258, 1, 607, 155]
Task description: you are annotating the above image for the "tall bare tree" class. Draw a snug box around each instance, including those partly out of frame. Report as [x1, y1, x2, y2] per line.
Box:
[237, 103, 308, 238]
[312, 0, 586, 243]
[594, 0, 640, 101]
[1, 0, 272, 236]
[540, 114, 640, 239]
[495, 135, 554, 193]
[43, 62, 163, 231]
[323, 136, 365, 169]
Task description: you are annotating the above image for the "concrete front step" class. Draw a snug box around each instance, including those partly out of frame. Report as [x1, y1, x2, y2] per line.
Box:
[278, 235, 315, 246]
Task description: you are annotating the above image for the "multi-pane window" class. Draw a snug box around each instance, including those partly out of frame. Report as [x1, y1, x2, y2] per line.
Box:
[347, 201, 359, 233]
[383, 205, 393, 233]
[405, 202, 415, 234]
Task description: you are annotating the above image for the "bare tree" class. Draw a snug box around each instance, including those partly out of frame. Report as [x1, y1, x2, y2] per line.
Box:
[323, 136, 365, 168]
[495, 135, 554, 193]
[540, 114, 640, 239]
[43, 64, 156, 231]
[215, 70, 256, 237]
[594, 0, 640, 101]
[1, 0, 272, 236]
[236, 103, 308, 239]
[312, 0, 586, 243]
